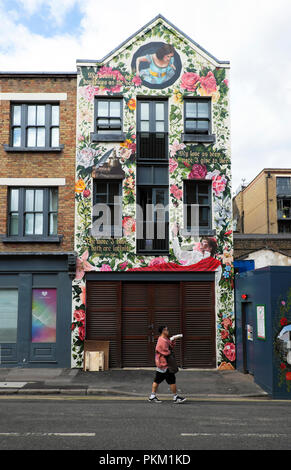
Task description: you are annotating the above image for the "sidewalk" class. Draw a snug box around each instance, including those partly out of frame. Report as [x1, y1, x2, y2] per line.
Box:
[0, 368, 268, 398]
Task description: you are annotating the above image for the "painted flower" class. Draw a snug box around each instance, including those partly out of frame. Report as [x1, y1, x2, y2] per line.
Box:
[280, 317, 288, 326]
[286, 372, 291, 381]
[71, 323, 76, 331]
[169, 158, 178, 173]
[281, 301, 286, 306]
[79, 85, 95, 102]
[74, 309, 86, 322]
[100, 264, 112, 272]
[76, 250, 96, 280]
[170, 184, 182, 200]
[188, 163, 207, 180]
[119, 261, 128, 270]
[199, 71, 217, 94]
[169, 139, 186, 157]
[222, 317, 233, 329]
[122, 216, 136, 236]
[75, 179, 86, 193]
[223, 342, 235, 362]
[280, 363, 287, 370]
[132, 75, 142, 86]
[127, 98, 136, 111]
[149, 257, 166, 267]
[78, 324, 85, 341]
[207, 171, 227, 196]
[221, 329, 229, 340]
[223, 79, 229, 87]
[83, 189, 91, 198]
[173, 89, 183, 104]
[180, 72, 200, 92]
[221, 250, 233, 265]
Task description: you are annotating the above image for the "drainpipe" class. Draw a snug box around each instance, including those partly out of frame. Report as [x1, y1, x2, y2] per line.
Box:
[266, 172, 271, 234]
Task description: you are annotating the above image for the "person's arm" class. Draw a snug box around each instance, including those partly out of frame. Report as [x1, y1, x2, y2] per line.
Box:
[136, 56, 150, 76]
[156, 338, 171, 357]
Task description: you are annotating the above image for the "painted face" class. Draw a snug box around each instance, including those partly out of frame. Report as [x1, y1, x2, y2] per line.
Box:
[163, 53, 174, 64]
[201, 240, 210, 251]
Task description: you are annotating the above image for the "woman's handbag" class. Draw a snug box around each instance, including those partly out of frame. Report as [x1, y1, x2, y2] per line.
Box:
[167, 351, 179, 374]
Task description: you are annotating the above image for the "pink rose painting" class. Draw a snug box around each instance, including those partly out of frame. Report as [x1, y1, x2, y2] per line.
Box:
[76, 250, 95, 280]
[188, 164, 208, 180]
[132, 75, 142, 86]
[74, 309, 86, 322]
[169, 158, 178, 173]
[170, 184, 182, 200]
[206, 170, 227, 196]
[223, 343, 235, 362]
[149, 257, 166, 267]
[180, 72, 200, 92]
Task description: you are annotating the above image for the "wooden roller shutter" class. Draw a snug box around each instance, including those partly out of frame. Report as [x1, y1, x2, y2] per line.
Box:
[182, 281, 216, 368]
[153, 283, 182, 367]
[122, 282, 151, 367]
[86, 281, 121, 368]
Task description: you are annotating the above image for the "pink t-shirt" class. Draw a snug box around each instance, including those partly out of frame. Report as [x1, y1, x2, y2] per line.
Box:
[155, 336, 176, 371]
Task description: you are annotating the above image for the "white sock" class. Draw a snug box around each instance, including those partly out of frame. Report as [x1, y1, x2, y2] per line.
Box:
[150, 393, 156, 399]
[173, 394, 178, 400]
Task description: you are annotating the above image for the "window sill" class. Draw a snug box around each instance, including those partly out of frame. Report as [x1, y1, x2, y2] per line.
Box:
[4, 145, 64, 153]
[90, 132, 126, 143]
[0, 235, 63, 243]
[136, 251, 169, 256]
[181, 134, 216, 144]
[181, 228, 216, 237]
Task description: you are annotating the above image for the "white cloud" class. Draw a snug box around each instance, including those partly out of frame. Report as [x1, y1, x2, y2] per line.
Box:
[0, 0, 291, 192]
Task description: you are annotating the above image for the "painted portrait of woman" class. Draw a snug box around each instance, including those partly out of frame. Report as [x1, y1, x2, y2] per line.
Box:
[132, 42, 182, 89]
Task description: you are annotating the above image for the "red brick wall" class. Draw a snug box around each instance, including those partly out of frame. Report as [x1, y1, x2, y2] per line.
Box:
[0, 74, 77, 252]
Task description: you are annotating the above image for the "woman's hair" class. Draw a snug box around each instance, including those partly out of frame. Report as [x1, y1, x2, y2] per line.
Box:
[158, 325, 168, 334]
[202, 237, 218, 257]
[156, 44, 175, 60]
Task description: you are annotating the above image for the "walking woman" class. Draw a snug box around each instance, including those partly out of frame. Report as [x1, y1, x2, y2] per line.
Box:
[149, 325, 186, 403]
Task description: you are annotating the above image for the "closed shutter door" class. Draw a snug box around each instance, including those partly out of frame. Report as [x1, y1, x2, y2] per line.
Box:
[122, 283, 151, 367]
[86, 281, 120, 368]
[153, 283, 182, 366]
[182, 281, 216, 368]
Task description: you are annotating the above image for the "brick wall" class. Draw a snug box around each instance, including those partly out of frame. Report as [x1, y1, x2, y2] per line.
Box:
[234, 234, 291, 258]
[0, 74, 77, 252]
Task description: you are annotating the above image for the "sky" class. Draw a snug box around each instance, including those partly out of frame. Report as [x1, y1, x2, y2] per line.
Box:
[0, 0, 291, 193]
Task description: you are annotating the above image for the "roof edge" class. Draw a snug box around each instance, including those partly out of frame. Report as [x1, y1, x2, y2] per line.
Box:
[76, 13, 230, 66]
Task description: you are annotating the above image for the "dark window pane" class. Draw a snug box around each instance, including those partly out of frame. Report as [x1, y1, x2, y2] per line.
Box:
[199, 207, 209, 226]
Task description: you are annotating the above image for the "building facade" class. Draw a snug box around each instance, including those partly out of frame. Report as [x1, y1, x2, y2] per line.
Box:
[233, 168, 291, 235]
[72, 15, 234, 370]
[0, 71, 77, 367]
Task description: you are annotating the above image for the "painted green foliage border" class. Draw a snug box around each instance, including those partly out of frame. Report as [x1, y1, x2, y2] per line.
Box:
[274, 288, 291, 393]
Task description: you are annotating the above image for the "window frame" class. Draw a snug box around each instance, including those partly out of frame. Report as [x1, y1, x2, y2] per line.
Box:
[6, 102, 63, 152]
[136, 98, 169, 161]
[182, 98, 216, 144]
[4, 187, 61, 243]
[91, 97, 126, 143]
[92, 179, 123, 238]
[183, 179, 215, 236]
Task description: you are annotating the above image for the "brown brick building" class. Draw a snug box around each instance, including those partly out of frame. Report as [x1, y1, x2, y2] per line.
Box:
[0, 71, 77, 367]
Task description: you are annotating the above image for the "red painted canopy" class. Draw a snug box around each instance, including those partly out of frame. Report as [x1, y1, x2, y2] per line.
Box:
[128, 257, 221, 272]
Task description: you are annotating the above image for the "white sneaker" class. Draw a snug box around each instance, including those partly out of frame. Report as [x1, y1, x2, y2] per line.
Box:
[173, 395, 186, 403]
[148, 396, 162, 403]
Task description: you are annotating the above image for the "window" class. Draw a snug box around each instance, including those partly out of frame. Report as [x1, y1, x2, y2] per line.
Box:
[137, 99, 168, 160]
[183, 98, 215, 143]
[136, 165, 169, 253]
[91, 98, 125, 142]
[92, 180, 122, 237]
[183, 180, 213, 234]
[0, 289, 18, 343]
[7, 187, 58, 240]
[10, 103, 60, 150]
[277, 177, 291, 196]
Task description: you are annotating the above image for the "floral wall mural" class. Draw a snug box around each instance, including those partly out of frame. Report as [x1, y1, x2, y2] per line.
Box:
[72, 18, 234, 369]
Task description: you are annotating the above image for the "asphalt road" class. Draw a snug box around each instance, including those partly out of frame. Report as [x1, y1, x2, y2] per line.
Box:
[0, 396, 291, 452]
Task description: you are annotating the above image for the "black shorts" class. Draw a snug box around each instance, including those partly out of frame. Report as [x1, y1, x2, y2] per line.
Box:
[154, 369, 176, 385]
